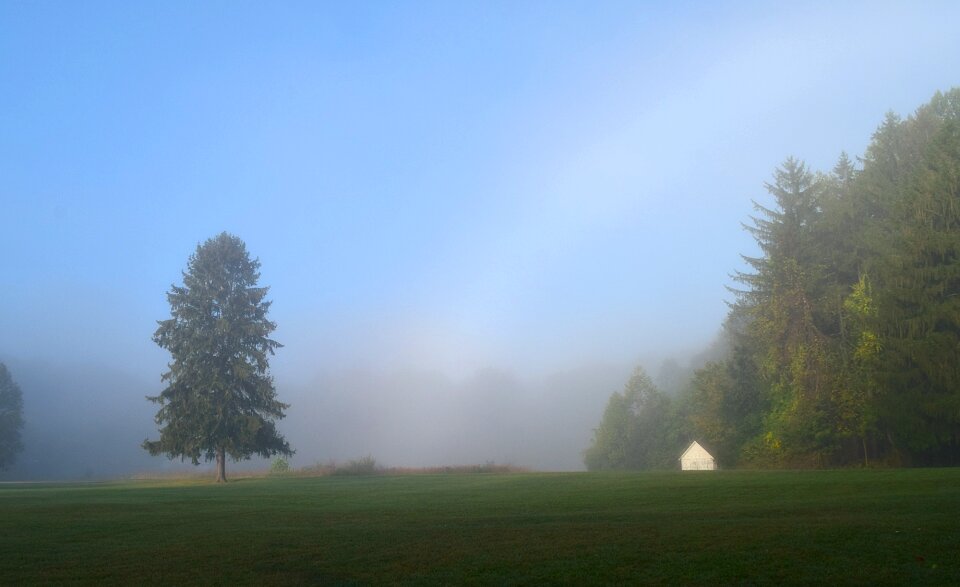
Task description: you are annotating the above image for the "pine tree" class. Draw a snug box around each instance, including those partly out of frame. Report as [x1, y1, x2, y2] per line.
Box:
[816, 152, 883, 464]
[144, 233, 293, 482]
[875, 119, 960, 462]
[734, 158, 839, 464]
[845, 89, 960, 463]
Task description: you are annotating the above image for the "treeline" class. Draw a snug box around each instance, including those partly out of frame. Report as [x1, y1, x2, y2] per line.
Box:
[586, 88, 960, 469]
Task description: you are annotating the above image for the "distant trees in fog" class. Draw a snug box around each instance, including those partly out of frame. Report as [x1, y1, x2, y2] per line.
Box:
[584, 366, 686, 470]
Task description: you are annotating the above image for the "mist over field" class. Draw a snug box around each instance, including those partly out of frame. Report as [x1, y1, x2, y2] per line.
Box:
[3, 354, 692, 478]
[3, 2, 960, 479]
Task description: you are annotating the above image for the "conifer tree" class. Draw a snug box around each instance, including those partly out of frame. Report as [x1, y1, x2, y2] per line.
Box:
[144, 233, 293, 482]
[875, 119, 960, 462]
[734, 158, 839, 463]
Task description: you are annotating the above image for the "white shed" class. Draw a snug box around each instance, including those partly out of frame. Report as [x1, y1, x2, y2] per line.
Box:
[679, 441, 716, 471]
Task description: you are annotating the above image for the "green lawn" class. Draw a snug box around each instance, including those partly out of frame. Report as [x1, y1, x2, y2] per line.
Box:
[1, 469, 958, 584]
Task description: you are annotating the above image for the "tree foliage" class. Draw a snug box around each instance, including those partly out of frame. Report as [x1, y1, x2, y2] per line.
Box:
[694, 88, 960, 467]
[587, 88, 960, 469]
[584, 367, 687, 470]
[733, 157, 844, 464]
[0, 363, 24, 471]
[143, 232, 293, 482]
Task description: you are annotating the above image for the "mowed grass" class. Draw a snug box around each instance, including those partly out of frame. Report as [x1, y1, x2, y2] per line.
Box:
[1, 469, 958, 585]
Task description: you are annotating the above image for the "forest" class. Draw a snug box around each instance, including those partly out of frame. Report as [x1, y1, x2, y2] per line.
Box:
[586, 88, 960, 470]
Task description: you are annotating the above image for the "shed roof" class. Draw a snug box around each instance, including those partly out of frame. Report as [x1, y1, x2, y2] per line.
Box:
[680, 441, 714, 461]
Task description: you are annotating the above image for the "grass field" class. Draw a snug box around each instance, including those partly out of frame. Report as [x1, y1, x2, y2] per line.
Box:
[2, 469, 958, 585]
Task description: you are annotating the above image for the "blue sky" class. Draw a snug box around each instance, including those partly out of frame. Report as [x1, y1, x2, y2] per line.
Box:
[2, 1, 960, 380]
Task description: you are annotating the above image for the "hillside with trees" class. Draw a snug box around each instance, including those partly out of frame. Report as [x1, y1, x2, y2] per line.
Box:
[586, 88, 960, 469]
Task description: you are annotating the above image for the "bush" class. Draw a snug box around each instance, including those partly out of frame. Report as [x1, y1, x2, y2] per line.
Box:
[332, 455, 380, 476]
[296, 461, 336, 476]
[270, 457, 290, 475]
[289, 458, 527, 477]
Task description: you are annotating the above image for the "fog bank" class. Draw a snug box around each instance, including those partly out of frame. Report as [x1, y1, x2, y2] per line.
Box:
[3, 353, 683, 479]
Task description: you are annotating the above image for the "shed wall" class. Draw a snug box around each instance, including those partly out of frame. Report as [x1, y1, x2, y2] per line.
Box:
[680, 456, 715, 470]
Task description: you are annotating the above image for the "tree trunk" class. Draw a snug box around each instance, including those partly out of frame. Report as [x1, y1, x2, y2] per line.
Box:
[216, 448, 227, 483]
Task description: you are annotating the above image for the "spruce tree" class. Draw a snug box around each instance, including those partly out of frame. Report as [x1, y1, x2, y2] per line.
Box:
[849, 89, 960, 463]
[734, 158, 839, 464]
[144, 233, 293, 482]
[876, 119, 960, 462]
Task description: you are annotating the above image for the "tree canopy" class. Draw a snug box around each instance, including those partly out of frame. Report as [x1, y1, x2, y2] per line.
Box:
[584, 366, 687, 471]
[702, 88, 960, 467]
[587, 88, 960, 470]
[144, 232, 293, 482]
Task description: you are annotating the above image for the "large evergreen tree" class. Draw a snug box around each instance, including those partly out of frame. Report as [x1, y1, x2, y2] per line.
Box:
[0, 363, 24, 471]
[873, 117, 960, 462]
[733, 158, 842, 464]
[144, 233, 293, 482]
[840, 89, 960, 464]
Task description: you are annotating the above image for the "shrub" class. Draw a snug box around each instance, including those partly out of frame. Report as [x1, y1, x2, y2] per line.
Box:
[333, 455, 380, 476]
[270, 457, 290, 475]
